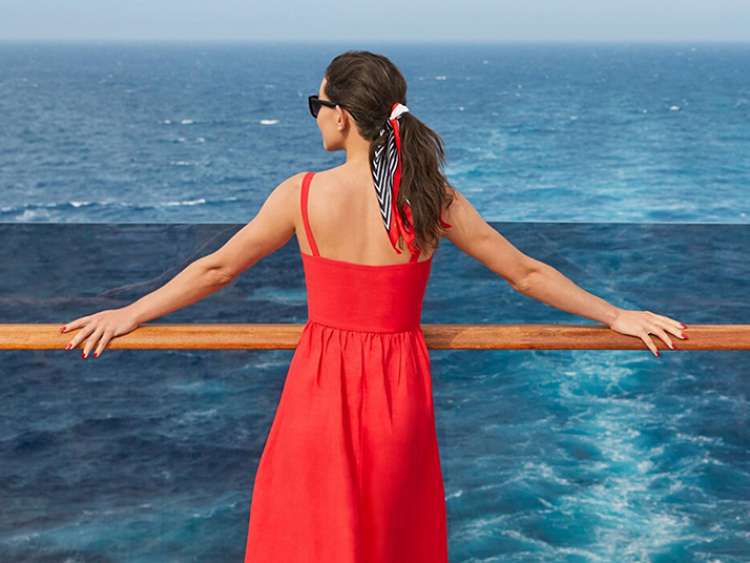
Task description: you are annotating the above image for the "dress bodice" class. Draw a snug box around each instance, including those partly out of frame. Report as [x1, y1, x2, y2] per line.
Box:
[299, 171, 432, 333]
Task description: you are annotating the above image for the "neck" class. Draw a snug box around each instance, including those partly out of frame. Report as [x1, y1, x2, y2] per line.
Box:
[344, 152, 371, 168]
[342, 127, 372, 168]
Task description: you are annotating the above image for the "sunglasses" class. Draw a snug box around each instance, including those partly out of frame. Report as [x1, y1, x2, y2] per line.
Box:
[308, 94, 344, 118]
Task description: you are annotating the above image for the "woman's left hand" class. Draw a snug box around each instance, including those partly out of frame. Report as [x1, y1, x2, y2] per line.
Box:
[608, 308, 687, 357]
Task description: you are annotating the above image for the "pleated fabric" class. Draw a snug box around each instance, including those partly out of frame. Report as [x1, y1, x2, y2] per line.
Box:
[243, 171, 448, 563]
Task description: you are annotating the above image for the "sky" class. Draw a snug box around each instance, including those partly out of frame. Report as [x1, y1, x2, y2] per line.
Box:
[0, 0, 748, 42]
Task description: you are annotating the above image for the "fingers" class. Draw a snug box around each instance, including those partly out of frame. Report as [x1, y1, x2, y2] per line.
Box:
[66, 323, 97, 352]
[661, 321, 687, 340]
[82, 325, 105, 358]
[608, 309, 688, 358]
[94, 329, 115, 358]
[642, 316, 690, 357]
[647, 311, 687, 332]
[639, 330, 659, 357]
[647, 313, 688, 341]
[61, 316, 91, 334]
[646, 322, 674, 350]
[63, 309, 131, 359]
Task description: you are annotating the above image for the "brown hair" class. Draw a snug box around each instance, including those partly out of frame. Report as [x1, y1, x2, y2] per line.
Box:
[324, 50, 456, 254]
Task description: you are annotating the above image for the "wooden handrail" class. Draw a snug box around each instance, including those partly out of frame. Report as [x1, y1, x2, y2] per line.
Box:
[1, 324, 748, 350]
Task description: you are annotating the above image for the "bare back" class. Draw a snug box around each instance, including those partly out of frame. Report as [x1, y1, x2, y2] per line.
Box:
[295, 166, 435, 266]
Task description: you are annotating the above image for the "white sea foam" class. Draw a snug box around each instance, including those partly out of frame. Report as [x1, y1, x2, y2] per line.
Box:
[260, 119, 279, 125]
[1, 196, 241, 215]
[18, 209, 49, 220]
[162, 198, 206, 206]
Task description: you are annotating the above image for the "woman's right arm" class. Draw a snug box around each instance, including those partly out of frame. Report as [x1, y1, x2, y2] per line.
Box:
[125, 256, 234, 325]
[61, 172, 303, 358]
[60, 258, 232, 359]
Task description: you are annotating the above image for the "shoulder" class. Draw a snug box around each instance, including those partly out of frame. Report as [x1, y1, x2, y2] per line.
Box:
[264, 171, 310, 204]
[280, 168, 342, 199]
[281, 171, 310, 192]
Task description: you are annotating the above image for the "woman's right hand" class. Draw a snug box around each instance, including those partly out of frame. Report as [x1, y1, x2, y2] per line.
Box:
[60, 306, 141, 359]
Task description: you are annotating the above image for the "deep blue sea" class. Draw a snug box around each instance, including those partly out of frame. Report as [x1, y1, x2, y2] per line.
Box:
[1, 42, 749, 562]
[1, 41, 749, 222]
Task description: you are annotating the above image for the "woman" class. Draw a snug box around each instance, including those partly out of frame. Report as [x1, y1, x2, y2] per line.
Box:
[60, 50, 686, 561]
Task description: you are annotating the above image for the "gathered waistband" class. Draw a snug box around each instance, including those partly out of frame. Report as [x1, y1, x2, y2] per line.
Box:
[305, 318, 423, 335]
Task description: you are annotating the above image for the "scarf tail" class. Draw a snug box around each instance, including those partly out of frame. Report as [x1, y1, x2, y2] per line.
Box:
[390, 117, 421, 257]
[376, 102, 451, 257]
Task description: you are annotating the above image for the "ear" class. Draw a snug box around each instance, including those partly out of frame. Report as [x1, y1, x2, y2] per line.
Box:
[336, 106, 349, 130]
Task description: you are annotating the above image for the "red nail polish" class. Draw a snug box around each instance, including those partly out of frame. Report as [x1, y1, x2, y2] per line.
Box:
[94, 352, 99, 358]
[656, 351, 660, 357]
[82, 352, 87, 359]
[684, 335, 689, 340]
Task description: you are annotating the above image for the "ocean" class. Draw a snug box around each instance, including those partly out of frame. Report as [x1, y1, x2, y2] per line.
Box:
[1, 41, 749, 223]
[1, 41, 749, 562]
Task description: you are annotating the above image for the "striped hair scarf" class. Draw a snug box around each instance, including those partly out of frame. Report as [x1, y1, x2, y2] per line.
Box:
[371, 102, 452, 259]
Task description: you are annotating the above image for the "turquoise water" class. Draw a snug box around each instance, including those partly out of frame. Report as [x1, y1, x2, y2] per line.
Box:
[1, 40, 749, 561]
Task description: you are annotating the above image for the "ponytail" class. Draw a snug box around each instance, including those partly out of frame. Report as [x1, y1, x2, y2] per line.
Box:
[325, 50, 456, 255]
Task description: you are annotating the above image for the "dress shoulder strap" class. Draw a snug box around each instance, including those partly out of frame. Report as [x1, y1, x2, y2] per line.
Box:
[300, 171, 320, 257]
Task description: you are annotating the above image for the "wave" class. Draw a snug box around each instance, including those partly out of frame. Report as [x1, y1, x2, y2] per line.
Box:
[0, 195, 241, 216]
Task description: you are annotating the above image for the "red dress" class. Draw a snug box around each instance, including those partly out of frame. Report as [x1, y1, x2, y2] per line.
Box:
[244, 171, 448, 563]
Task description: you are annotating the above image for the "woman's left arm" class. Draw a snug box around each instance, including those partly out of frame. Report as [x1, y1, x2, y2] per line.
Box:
[516, 258, 687, 357]
[440, 188, 687, 358]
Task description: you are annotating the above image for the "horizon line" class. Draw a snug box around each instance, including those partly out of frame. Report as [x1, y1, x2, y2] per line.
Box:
[0, 38, 749, 44]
